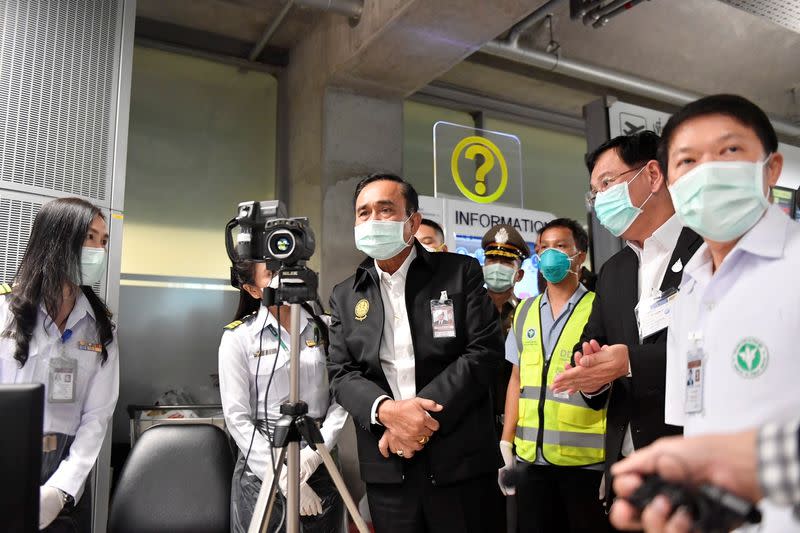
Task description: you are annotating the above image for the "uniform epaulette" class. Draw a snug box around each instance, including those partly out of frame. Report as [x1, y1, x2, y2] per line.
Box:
[223, 312, 255, 331]
[0, 283, 12, 296]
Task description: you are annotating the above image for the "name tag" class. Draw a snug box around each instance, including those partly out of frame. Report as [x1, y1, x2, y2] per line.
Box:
[49, 356, 77, 403]
[635, 288, 678, 341]
[78, 341, 103, 353]
[254, 348, 279, 358]
[431, 294, 456, 338]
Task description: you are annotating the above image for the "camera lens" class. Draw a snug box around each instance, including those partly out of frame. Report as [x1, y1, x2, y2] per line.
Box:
[267, 229, 296, 260]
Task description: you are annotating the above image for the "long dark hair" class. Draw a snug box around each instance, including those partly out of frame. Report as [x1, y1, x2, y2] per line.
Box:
[231, 261, 261, 321]
[230, 262, 329, 350]
[4, 198, 115, 366]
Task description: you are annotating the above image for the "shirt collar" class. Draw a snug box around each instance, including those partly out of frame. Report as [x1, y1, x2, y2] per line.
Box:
[374, 246, 417, 283]
[627, 214, 683, 259]
[37, 290, 95, 337]
[253, 304, 313, 335]
[683, 205, 789, 284]
[540, 282, 588, 309]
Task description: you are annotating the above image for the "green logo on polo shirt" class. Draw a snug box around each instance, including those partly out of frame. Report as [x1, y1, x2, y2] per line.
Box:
[733, 338, 768, 378]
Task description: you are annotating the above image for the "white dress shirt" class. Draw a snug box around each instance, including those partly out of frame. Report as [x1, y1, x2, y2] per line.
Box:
[218, 305, 348, 480]
[620, 214, 683, 456]
[370, 247, 418, 423]
[0, 292, 120, 499]
[665, 205, 800, 533]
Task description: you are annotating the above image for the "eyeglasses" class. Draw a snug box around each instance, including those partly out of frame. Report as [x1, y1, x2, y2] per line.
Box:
[585, 166, 646, 206]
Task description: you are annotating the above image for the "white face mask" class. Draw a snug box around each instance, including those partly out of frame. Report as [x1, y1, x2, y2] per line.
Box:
[354, 215, 413, 260]
[79, 247, 106, 286]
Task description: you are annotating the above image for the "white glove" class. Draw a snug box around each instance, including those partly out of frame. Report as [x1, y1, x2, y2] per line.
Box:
[299, 447, 323, 485]
[498, 440, 516, 496]
[39, 485, 64, 529]
[299, 482, 323, 516]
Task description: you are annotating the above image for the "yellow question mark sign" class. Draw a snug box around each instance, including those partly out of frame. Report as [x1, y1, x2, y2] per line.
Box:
[450, 136, 508, 204]
[465, 144, 494, 195]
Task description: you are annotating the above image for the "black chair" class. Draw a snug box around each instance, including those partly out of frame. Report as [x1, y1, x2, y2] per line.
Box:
[108, 424, 234, 533]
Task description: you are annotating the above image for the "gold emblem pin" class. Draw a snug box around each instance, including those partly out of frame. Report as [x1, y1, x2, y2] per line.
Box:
[355, 299, 370, 321]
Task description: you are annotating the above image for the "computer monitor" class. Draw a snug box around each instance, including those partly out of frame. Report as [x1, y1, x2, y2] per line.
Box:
[0, 383, 44, 533]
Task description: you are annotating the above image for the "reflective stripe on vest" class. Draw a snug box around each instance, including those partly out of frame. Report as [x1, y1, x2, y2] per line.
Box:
[512, 290, 606, 467]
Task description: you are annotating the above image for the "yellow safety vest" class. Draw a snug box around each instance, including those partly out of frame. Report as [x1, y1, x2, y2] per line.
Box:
[512, 290, 606, 466]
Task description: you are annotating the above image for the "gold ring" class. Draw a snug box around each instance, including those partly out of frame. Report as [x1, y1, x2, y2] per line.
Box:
[397, 450, 404, 457]
[418, 436, 429, 445]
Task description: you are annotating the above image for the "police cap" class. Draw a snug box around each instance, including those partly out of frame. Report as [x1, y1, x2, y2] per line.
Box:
[481, 224, 530, 261]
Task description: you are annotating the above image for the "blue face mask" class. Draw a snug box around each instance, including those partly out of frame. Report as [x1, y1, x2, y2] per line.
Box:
[593, 166, 652, 237]
[354, 215, 412, 260]
[483, 263, 517, 293]
[538, 248, 578, 284]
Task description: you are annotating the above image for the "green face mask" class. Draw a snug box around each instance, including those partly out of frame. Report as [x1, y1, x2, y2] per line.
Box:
[668, 158, 771, 242]
[483, 263, 516, 293]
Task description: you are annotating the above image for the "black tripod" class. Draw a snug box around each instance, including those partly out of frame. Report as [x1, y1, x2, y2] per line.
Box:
[247, 301, 369, 533]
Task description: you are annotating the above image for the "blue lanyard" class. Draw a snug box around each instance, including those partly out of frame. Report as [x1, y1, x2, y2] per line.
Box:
[60, 329, 73, 344]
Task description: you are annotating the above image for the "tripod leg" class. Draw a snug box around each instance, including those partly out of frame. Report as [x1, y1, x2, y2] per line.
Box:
[315, 443, 370, 533]
[247, 446, 288, 533]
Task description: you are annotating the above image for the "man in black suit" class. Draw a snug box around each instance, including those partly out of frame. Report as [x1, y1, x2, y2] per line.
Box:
[327, 173, 503, 533]
[551, 131, 703, 506]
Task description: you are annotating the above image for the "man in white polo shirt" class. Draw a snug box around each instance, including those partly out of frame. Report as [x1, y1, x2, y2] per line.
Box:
[615, 94, 800, 533]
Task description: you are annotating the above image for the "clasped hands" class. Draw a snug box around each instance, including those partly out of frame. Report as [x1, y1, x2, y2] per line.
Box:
[551, 340, 630, 395]
[377, 397, 443, 460]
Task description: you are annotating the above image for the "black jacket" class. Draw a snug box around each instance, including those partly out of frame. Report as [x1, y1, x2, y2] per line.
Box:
[577, 227, 703, 499]
[327, 241, 504, 485]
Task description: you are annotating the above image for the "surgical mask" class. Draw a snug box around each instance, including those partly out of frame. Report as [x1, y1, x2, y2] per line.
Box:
[423, 243, 445, 253]
[668, 157, 771, 242]
[354, 216, 412, 260]
[483, 263, 517, 293]
[538, 248, 578, 284]
[79, 247, 106, 285]
[594, 166, 652, 237]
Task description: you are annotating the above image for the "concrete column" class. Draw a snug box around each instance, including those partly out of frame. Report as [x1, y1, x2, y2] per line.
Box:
[276, 0, 540, 500]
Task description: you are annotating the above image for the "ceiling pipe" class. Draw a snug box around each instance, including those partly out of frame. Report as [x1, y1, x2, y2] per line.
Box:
[508, 0, 565, 45]
[583, 0, 626, 26]
[592, 0, 649, 28]
[247, 0, 363, 62]
[248, 0, 296, 61]
[479, 40, 800, 139]
[294, 0, 363, 21]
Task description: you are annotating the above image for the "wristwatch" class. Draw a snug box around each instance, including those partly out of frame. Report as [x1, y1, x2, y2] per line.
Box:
[58, 489, 75, 509]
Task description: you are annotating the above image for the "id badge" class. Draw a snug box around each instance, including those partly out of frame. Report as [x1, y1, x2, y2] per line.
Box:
[431, 292, 456, 338]
[635, 288, 678, 342]
[49, 356, 77, 403]
[684, 334, 704, 414]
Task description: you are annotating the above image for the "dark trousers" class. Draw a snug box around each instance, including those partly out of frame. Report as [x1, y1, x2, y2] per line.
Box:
[231, 452, 343, 533]
[515, 464, 611, 533]
[367, 458, 497, 533]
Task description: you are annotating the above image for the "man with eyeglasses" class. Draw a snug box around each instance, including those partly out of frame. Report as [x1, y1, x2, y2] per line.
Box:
[550, 131, 703, 510]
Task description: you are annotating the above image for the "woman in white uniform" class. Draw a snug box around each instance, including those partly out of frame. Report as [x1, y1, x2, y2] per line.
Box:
[219, 260, 348, 533]
[0, 197, 119, 532]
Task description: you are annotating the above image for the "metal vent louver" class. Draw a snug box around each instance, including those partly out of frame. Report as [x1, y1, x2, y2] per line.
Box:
[0, 192, 106, 296]
[0, 0, 120, 204]
[719, 0, 800, 33]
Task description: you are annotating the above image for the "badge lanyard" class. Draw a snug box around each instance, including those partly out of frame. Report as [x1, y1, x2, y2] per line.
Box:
[684, 331, 705, 414]
[48, 329, 77, 403]
[253, 323, 289, 358]
[430, 290, 456, 338]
